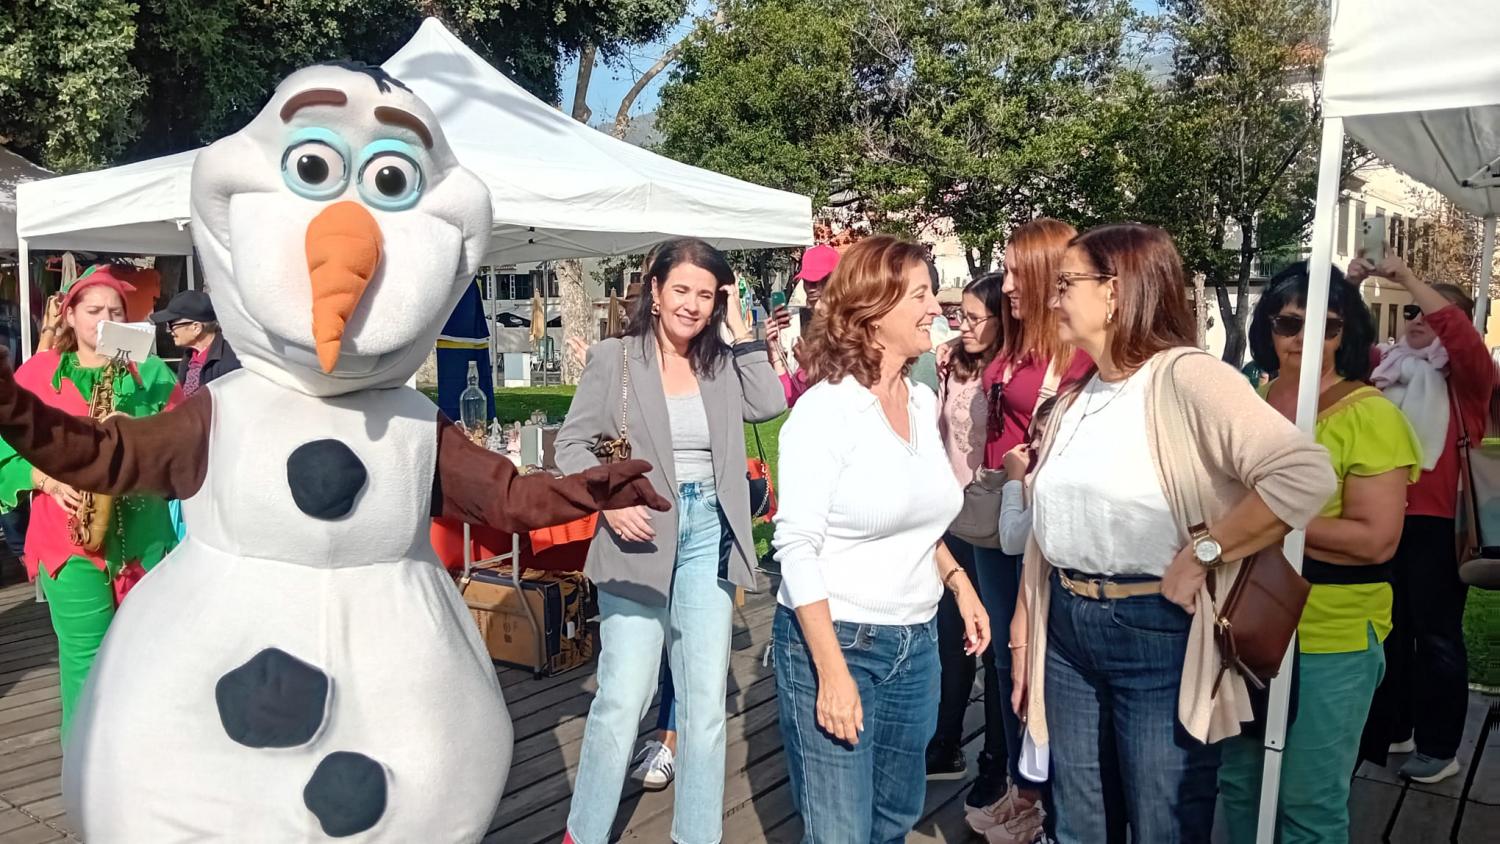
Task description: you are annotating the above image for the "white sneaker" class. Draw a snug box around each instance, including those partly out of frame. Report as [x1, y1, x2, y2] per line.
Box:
[984, 802, 1044, 844]
[967, 784, 1031, 835]
[629, 739, 675, 790]
[1388, 737, 1416, 754]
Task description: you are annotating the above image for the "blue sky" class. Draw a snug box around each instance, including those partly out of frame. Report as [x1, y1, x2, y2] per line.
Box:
[560, 0, 1164, 129]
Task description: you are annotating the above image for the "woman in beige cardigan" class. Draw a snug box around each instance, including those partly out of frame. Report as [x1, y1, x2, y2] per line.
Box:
[1010, 224, 1335, 842]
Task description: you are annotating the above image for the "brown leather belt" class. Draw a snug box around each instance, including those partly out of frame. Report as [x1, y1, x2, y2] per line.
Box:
[1058, 570, 1162, 601]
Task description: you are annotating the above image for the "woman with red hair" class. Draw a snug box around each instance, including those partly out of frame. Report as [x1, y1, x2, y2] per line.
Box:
[772, 235, 990, 841]
[966, 219, 1093, 838]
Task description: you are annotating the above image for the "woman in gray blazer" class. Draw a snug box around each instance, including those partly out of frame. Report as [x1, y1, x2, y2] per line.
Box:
[556, 238, 786, 844]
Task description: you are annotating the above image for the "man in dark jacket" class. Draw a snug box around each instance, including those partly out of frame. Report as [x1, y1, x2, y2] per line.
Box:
[149, 290, 241, 396]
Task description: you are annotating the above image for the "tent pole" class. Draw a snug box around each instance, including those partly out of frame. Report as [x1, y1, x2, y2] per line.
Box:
[186, 251, 197, 292]
[17, 238, 32, 362]
[1476, 215, 1495, 333]
[1255, 115, 1343, 844]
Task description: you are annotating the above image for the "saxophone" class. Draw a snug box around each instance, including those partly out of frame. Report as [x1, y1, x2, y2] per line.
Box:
[67, 356, 121, 553]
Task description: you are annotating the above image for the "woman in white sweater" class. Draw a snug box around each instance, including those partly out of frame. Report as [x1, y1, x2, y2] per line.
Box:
[1011, 224, 1335, 843]
[772, 235, 990, 842]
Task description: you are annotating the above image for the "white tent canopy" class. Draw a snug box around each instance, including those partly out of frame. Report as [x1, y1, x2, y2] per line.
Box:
[14, 17, 811, 266]
[1257, 2, 1500, 839]
[1322, 0, 1500, 219]
[0, 147, 51, 253]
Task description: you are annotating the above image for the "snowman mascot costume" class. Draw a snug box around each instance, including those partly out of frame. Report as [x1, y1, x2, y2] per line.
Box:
[0, 63, 669, 842]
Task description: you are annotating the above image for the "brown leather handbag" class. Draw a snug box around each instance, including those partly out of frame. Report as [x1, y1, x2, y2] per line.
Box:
[1209, 546, 1310, 691]
[1162, 352, 1315, 694]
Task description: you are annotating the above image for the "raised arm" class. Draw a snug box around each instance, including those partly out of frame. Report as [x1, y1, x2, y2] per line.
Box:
[0, 351, 210, 500]
[432, 414, 669, 534]
[729, 340, 787, 423]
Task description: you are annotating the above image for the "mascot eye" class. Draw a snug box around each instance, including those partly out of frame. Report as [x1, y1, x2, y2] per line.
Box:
[357, 152, 423, 211]
[281, 140, 349, 200]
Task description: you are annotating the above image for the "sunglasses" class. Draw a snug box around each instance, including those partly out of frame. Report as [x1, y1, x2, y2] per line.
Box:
[1403, 304, 1422, 321]
[1055, 271, 1116, 297]
[1270, 314, 1343, 339]
[167, 321, 196, 331]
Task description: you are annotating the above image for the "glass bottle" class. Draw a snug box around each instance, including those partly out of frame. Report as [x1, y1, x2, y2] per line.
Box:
[459, 361, 488, 434]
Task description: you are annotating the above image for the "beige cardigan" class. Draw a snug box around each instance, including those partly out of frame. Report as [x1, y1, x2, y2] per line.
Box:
[1021, 347, 1337, 745]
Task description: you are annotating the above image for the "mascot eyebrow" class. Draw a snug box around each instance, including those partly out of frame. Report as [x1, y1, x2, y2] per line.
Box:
[277, 89, 434, 150]
[373, 106, 434, 149]
[279, 89, 349, 122]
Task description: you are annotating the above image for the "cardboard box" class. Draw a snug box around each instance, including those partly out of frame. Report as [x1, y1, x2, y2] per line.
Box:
[460, 566, 594, 676]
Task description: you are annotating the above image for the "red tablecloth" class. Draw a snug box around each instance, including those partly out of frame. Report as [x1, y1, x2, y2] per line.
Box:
[430, 516, 594, 574]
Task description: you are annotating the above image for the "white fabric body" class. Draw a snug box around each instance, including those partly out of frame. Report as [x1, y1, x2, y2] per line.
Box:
[1032, 363, 1181, 577]
[773, 378, 963, 626]
[14, 19, 811, 261]
[62, 371, 511, 842]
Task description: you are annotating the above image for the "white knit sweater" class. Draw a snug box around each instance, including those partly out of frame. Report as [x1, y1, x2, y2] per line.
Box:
[773, 377, 963, 625]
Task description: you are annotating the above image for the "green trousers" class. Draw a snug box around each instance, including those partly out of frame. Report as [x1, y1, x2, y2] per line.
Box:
[1218, 626, 1386, 844]
[38, 562, 115, 742]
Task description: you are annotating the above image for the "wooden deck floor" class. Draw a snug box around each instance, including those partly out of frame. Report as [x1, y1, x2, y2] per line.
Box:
[0, 568, 1495, 843]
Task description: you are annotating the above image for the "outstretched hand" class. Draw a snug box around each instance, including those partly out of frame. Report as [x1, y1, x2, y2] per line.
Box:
[580, 458, 672, 514]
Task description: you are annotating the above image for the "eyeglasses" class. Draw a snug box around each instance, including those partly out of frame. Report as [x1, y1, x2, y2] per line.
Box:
[1270, 314, 1344, 339]
[167, 321, 196, 331]
[957, 313, 994, 328]
[1403, 304, 1422, 321]
[1055, 271, 1116, 297]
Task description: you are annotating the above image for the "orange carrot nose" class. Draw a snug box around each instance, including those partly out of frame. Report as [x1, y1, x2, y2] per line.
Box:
[306, 201, 382, 372]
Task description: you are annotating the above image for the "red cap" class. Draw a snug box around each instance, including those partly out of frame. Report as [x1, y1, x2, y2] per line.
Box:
[59, 264, 138, 311]
[794, 244, 840, 282]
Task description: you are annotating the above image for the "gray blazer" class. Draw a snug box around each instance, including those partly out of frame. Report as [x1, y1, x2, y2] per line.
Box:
[555, 333, 787, 606]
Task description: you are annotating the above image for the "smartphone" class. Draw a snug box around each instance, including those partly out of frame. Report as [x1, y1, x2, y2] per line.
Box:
[770, 290, 787, 311]
[1360, 218, 1386, 263]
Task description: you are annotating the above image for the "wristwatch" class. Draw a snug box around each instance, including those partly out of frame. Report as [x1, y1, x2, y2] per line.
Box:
[1188, 522, 1224, 569]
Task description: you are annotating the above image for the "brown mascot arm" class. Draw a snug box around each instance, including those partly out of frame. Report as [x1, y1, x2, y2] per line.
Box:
[0, 349, 211, 500]
[431, 414, 670, 533]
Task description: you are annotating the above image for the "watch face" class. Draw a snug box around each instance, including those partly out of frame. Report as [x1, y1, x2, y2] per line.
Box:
[1194, 538, 1221, 562]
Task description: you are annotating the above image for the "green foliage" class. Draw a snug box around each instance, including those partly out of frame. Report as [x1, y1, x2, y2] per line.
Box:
[1114, 0, 1328, 363]
[0, 0, 687, 172]
[659, 0, 1142, 275]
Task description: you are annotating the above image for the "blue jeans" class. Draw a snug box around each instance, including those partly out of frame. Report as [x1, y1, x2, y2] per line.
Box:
[655, 659, 677, 733]
[1045, 572, 1219, 844]
[972, 546, 1035, 785]
[773, 605, 939, 844]
[568, 483, 734, 844]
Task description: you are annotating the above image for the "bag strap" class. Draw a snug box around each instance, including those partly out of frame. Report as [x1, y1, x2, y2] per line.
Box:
[750, 420, 767, 462]
[617, 342, 631, 440]
[1454, 380, 1484, 550]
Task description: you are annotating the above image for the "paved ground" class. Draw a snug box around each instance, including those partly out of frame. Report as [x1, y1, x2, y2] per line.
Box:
[1, 569, 1495, 842]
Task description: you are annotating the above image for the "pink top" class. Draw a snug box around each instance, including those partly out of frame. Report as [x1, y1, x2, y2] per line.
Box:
[938, 372, 987, 484]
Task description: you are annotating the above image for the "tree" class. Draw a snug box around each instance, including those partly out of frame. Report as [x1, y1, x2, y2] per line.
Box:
[657, 0, 1140, 276]
[0, 0, 688, 172]
[1121, 0, 1332, 365]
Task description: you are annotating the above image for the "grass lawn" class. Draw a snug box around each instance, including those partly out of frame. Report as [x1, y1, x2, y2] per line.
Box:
[1464, 590, 1500, 688]
[487, 387, 1500, 686]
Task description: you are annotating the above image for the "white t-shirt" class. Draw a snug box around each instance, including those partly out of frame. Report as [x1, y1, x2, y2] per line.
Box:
[773, 378, 964, 625]
[1031, 361, 1182, 576]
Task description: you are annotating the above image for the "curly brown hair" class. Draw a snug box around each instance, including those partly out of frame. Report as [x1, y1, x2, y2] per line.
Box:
[798, 235, 932, 389]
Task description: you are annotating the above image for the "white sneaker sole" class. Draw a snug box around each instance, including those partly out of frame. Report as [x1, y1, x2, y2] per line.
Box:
[639, 776, 673, 791]
[926, 768, 968, 782]
[1403, 760, 1460, 784]
[1388, 739, 1416, 754]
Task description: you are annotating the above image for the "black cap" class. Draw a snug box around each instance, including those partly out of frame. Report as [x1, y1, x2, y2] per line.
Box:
[149, 290, 216, 324]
